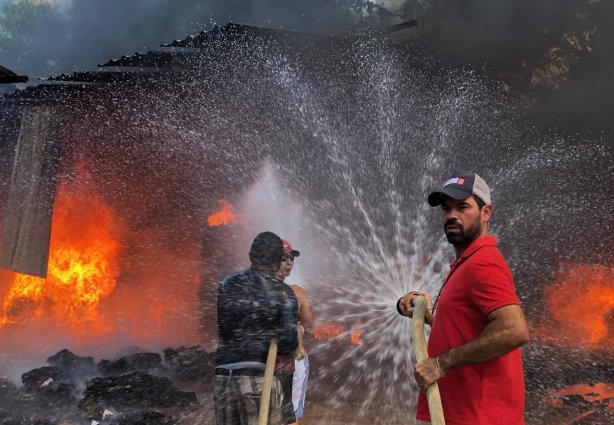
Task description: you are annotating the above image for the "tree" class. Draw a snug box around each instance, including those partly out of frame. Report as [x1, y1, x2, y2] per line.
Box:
[0, 0, 60, 72]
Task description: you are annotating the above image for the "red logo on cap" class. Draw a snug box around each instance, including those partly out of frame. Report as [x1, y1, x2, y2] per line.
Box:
[282, 240, 293, 253]
[444, 177, 466, 187]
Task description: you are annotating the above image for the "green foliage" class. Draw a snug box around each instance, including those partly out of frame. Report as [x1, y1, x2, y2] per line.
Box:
[0, 0, 60, 64]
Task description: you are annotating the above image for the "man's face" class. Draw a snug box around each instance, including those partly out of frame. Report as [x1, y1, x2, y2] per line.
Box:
[276, 254, 294, 280]
[440, 195, 492, 246]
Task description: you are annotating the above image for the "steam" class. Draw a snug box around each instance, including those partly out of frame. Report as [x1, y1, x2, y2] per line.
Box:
[236, 160, 328, 289]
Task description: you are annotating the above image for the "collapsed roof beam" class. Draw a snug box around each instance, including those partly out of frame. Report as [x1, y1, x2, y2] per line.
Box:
[383, 20, 418, 33]
[0, 64, 28, 84]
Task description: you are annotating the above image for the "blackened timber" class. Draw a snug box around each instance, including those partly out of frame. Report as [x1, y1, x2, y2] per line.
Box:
[0, 65, 28, 84]
[383, 20, 419, 33]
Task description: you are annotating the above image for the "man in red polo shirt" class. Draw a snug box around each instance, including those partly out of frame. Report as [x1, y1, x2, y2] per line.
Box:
[397, 171, 530, 425]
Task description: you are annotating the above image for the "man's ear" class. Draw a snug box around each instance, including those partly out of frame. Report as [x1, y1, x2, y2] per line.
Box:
[482, 204, 493, 222]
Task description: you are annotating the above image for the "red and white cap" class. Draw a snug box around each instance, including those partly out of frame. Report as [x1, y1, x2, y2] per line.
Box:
[281, 239, 300, 258]
[428, 171, 491, 206]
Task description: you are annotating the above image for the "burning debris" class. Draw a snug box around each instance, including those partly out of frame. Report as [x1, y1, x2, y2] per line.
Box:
[542, 263, 614, 347]
[207, 199, 239, 228]
[527, 381, 614, 425]
[0, 183, 122, 330]
[523, 341, 614, 425]
[515, 262, 614, 423]
[0, 346, 213, 424]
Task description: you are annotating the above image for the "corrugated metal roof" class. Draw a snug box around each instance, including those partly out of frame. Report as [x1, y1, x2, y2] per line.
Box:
[97, 22, 319, 68]
[160, 22, 320, 49]
[1, 22, 319, 100]
[98, 51, 192, 69]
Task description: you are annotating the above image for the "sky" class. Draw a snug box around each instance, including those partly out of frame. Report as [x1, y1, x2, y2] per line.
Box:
[0, 0, 411, 78]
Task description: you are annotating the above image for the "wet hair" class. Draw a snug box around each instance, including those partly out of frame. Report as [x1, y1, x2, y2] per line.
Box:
[473, 195, 485, 211]
[249, 231, 284, 265]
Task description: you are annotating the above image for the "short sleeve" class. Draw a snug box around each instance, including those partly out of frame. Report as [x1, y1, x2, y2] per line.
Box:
[469, 248, 520, 317]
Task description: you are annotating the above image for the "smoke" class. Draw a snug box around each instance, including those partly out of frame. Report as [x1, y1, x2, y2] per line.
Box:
[2, 0, 561, 75]
[400, 0, 614, 133]
[2, 0, 612, 134]
[0, 0, 398, 78]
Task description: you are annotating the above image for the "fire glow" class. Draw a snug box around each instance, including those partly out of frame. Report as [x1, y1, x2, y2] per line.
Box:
[207, 199, 238, 227]
[543, 263, 614, 348]
[312, 322, 363, 346]
[312, 323, 343, 340]
[0, 184, 121, 332]
[350, 321, 364, 345]
[547, 383, 614, 409]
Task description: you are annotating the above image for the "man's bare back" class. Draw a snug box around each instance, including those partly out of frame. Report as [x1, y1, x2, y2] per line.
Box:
[290, 284, 314, 358]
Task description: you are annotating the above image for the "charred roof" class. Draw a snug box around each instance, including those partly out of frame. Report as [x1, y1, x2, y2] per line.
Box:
[0, 65, 28, 84]
[1, 22, 322, 102]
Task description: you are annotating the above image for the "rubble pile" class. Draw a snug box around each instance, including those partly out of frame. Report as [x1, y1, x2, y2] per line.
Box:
[0, 346, 215, 425]
[162, 346, 215, 382]
[523, 343, 614, 425]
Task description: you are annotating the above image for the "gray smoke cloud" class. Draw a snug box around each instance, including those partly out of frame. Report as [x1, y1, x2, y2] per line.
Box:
[1, 0, 612, 132]
[0, 0, 399, 78]
[1, 1, 611, 75]
[411, 0, 614, 132]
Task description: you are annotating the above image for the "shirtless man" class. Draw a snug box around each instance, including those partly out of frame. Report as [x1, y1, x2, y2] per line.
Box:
[277, 240, 314, 425]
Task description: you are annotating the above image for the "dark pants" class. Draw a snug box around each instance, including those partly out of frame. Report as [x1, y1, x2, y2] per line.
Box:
[276, 371, 296, 424]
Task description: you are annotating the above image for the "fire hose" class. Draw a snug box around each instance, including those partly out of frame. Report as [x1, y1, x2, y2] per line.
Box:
[259, 297, 446, 425]
[258, 338, 278, 425]
[412, 295, 446, 425]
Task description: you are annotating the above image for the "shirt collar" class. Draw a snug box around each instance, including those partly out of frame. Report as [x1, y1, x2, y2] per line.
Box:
[450, 235, 498, 270]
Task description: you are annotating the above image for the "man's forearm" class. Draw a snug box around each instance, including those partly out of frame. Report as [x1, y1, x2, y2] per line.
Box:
[438, 311, 529, 372]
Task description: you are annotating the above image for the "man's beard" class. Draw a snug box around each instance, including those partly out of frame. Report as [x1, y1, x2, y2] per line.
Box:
[444, 217, 483, 246]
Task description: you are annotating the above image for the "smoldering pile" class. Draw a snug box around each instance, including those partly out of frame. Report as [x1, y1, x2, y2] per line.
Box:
[0, 346, 215, 424]
[523, 343, 614, 425]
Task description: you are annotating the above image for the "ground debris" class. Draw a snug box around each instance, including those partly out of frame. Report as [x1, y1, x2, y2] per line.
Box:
[78, 371, 196, 420]
[163, 345, 214, 381]
[98, 353, 163, 377]
[47, 349, 98, 383]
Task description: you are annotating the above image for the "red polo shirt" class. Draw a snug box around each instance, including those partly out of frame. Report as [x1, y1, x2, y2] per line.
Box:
[416, 236, 525, 425]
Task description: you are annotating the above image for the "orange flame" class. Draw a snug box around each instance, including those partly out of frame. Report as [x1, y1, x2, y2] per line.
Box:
[547, 383, 614, 409]
[350, 321, 364, 345]
[543, 263, 614, 347]
[312, 323, 343, 340]
[0, 163, 203, 353]
[207, 199, 238, 227]
[0, 184, 121, 333]
[312, 322, 364, 346]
